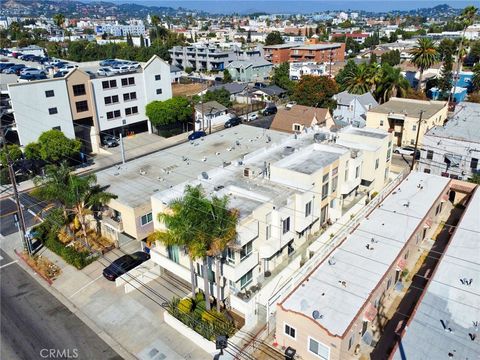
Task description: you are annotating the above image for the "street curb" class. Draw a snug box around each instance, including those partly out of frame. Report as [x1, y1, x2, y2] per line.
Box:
[11, 252, 136, 360]
[14, 248, 53, 285]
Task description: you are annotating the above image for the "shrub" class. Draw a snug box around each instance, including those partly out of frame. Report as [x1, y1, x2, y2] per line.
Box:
[178, 298, 193, 314]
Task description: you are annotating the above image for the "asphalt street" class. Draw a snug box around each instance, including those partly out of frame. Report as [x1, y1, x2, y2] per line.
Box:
[0, 249, 122, 360]
[0, 192, 48, 236]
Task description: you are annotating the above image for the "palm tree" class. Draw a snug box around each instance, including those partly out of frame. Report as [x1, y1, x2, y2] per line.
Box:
[53, 13, 65, 28]
[450, 6, 478, 101]
[472, 63, 480, 92]
[375, 65, 410, 103]
[343, 63, 376, 95]
[409, 38, 438, 92]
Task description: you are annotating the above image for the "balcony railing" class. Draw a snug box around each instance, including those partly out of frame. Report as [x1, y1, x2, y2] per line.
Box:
[102, 216, 123, 232]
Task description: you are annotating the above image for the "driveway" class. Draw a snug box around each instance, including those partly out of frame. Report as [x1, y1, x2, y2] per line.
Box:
[48, 242, 210, 360]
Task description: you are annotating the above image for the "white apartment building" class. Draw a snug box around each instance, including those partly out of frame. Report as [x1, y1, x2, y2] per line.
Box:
[8, 55, 172, 153]
[418, 102, 480, 180]
[289, 62, 326, 80]
[99, 20, 146, 36]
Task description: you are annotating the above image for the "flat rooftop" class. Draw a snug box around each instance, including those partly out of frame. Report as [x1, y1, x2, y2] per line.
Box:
[393, 187, 480, 360]
[280, 172, 450, 337]
[95, 125, 289, 208]
[295, 43, 343, 50]
[368, 97, 447, 119]
[340, 127, 388, 139]
[425, 102, 480, 144]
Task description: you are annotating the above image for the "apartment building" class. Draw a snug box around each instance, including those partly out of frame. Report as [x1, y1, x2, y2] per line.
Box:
[418, 102, 480, 180]
[366, 97, 448, 147]
[8, 55, 172, 153]
[264, 43, 345, 64]
[98, 20, 146, 36]
[275, 172, 451, 360]
[270, 104, 332, 133]
[169, 44, 262, 71]
[333, 91, 379, 128]
[226, 58, 273, 82]
[392, 186, 479, 360]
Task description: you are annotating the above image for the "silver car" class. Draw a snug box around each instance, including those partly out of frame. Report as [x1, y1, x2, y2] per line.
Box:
[97, 67, 115, 76]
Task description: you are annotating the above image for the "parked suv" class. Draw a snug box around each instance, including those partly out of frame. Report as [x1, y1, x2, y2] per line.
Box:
[263, 106, 277, 116]
[188, 131, 207, 141]
[224, 117, 242, 128]
[102, 251, 150, 281]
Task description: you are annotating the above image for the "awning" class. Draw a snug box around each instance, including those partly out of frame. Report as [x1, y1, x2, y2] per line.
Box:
[397, 258, 407, 271]
[444, 154, 461, 168]
[363, 302, 377, 322]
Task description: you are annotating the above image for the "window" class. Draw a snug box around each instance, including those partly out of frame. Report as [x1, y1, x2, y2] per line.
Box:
[322, 182, 329, 200]
[322, 173, 329, 183]
[305, 201, 312, 217]
[348, 334, 355, 351]
[332, 167, 338, 176]
[375, 158, 379, 170]
[424, 168, 431, 174]
[380, 120, 384, 126]
[471, 158, 478, 169]
[412, 124, 416, 131]
[404, 250, 409, 259]
[331, 176, 338, 192]
[75, 100, 88, 112]
[240, 270, 253, 289]
[104, 95, 119, 105]
[282, 217, 290, 234]
[266, 224, 271, 240]
[125, 106, 138, 116]
[284, 324, 296, 339]
[102, 79, 117, 89]
[123, 92, 137, 101]
[141, 213, 153, 226]
[156, 88, 163, 95]
[72, 84, 86, 96]
[308, 337, 330, 360]
[355, 166, 360, 178]
[121, 77, 135, 86]
[293, 124, 301, 131]
[410, 139, 415, 145]
[155, 74, 161, 80]
[240, 241, 252, 260]
[106, 110, 121, 120]
[48, 107, 58, 115]
[387, 277, 392, 289]
[45, 90, 54, 98]
[226, 248, 235, 264]
[320, 205, 328, 224]
[52, 126, 61, 131]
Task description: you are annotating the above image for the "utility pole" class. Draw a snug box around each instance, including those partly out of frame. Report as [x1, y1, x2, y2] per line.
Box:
[119, 132, 126, 165]
[410, 110, 425, 171]
[0, 126, 30, 254]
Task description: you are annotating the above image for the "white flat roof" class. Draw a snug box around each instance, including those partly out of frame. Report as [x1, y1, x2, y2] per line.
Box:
[393, 187, 480, 360]
[281, 172, 450, 336]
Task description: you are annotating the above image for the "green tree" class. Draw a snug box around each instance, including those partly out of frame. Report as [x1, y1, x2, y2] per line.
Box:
[272, 62, 293, 92]
[375, 64, 410, 103]
[341, 62, 376, 95]
[381, 50, 401, 66]
[291, 75, 338, 109]
[472, 63, 480, 92]
[222, 69, 233, 83]
[335, 59, 358, 91]
[29, 130, 81, 163]
[0, 144, 22, 165]
[145, 97, 192, 127]
[139, 34, 145, 48]
[409, 38, 438, 92]
[202, 88, 232, 108]
[264, 31, 284, 46]
[437, 53, 454, 96]
[53, 13, 65, 28]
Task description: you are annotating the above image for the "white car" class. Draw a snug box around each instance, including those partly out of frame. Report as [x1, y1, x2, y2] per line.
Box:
[243, 113, 258, 122]
[111, 65, 130, 74]
[393, 146, 416, 156]
[20, 67, 44, 75]
[97, 67, 115, 76]
[126, 61, 140, 69]
[62, 64, 78, 70]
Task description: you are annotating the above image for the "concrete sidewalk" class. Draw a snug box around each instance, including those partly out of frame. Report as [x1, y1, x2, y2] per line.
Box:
[0, 232, 210, 360]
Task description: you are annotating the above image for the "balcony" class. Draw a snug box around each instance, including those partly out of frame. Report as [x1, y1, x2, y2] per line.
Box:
[102, 216, 123, 232]
[223, 251, 259, 283]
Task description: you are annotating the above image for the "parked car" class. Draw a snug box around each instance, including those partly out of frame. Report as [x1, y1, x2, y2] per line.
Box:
[20, 68, 45, 76]
[224, 117, 242, 128]
[62, 64, 78, 71]
[243, 113, 258, 122]
[111, 65, 130, 74]
[97, 67, 115, 76]
[0, 63, 14, 71]
[263, 106, 277, 116]
[102, 135, 119, 147]
[5, 64, 26, 74]
[394, 146, 416, 156]
[99, 59, 117, 67]
[53, 70, 70, 78]
[18, 73, 47, 82]
[102, 251, 150, 281]
[188, 131, 207, 141]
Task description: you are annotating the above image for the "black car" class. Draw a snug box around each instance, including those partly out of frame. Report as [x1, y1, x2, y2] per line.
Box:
[102, 135, 119, 147]
[188, 131, 207, 141]
[103, 251, 150, 281]
[224, 117, 242, 128]
[263, 106, 277, 116]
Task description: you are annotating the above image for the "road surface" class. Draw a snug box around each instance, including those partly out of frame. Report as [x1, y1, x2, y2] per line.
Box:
[0, 249, 122, 360]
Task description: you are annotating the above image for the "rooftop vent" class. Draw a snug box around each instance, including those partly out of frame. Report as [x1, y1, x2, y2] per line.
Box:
[139, 169, 147, 175]
[283, 146, 295, 155]
[312, 310, 323, 320]
[201, 172, 209, 180]
[328, 257, 336, 265]
[314, 133, 327, 143]
[214, 185, 224, 191]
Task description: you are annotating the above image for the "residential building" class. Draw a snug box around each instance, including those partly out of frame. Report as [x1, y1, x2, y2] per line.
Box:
[331, 33, 369, 44]
[250, 85, 287, 102]
[170, 64, 182, 83]
[98, 20, 146, 36]
[366, 97, 448, 147]
[289, 62, 326, 80]
[391, 186, 480, 360]
[169, 44, 262, 71]
[194, 101, 231, 131]
[264, 43, 345, 64]
[333, 91, 379, 128]
[418, 102, 480, 180]
[270, 104, 332, 133]
[282, 35, 307, 43]
[203, 83, 249, 103]
[275, 172, 451, 360]
[8, 55, 172, 153]
[226, 58, 273, 82]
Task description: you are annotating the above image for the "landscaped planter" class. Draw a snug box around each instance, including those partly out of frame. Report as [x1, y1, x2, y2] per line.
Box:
[164, 311, 217, 354]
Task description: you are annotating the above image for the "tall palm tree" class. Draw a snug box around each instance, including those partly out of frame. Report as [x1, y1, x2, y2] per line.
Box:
[409, 38, 438, 92]
[450, 6, 478, 102]
[53, 13, 65, 28]
[343, 63, 376, 95]
[375, 65, 410, 103]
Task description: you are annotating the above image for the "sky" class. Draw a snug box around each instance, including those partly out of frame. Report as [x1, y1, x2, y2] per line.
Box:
[113, 0, 477, 14]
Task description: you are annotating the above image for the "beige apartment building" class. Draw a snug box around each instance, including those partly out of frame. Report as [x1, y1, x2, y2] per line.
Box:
[275, 172, 451, 360]
[366, 97, 448, 147]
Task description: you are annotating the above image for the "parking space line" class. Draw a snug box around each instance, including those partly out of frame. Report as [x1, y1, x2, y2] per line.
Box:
[69, 274, 103, 298]
[0, 260, 18, 269]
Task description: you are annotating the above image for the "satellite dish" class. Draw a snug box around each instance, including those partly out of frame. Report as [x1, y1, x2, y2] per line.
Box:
[312, 310, 321, 320]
